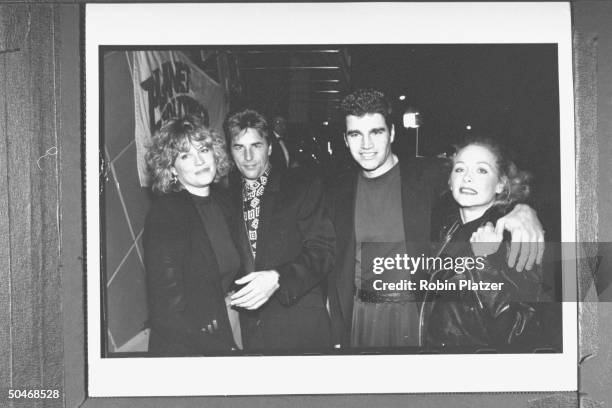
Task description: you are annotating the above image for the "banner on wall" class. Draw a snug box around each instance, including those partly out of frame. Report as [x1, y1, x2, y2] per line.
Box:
[132, 50, 228, 186]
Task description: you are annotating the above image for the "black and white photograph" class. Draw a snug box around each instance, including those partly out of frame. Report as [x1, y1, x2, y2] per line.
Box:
[85, 2, 577, 397]
[101, 44, 564, 356]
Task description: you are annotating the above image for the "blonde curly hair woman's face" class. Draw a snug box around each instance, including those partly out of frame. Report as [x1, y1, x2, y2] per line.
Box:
[450, 144, 504, 212]
[171, 140, 217, 196]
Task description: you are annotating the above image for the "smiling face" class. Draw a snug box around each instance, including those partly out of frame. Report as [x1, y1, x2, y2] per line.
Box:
[231, 128, 272, 182]
[450, 144, 505, 218]
[344, 113, 396, 178]
[171, 139, 217, 196]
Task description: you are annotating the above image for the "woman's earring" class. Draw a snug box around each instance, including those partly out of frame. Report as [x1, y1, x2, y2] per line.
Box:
[171, 173, 178, 184]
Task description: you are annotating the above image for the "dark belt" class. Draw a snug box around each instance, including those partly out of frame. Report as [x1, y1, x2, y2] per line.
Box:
[356, 288, 415, 304]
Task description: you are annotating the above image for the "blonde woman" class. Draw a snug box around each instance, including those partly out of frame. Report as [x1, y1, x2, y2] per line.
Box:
[144, 116, 240, 356]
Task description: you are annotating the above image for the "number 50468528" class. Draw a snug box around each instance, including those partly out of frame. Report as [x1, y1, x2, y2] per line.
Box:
[7, 389, 61, 399]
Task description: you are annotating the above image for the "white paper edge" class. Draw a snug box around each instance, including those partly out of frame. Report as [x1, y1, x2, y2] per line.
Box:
[85, 2, 577, 396]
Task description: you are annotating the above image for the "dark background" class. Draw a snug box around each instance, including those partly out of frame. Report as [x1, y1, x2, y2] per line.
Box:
[229, 44, 561, 238]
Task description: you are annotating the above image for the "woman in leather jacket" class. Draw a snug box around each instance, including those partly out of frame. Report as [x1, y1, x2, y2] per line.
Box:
[420, 139, 542, 351]
[143, 116, 241, 356]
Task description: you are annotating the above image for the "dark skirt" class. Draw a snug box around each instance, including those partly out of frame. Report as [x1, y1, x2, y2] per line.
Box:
[351, 297, 419, 347]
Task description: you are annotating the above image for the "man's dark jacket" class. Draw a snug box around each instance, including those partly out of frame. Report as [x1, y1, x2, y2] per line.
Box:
[143, 189, 239, 356]
[270, 135, 289, 170]
[229, 167, 335, 352]
[327, 158, 445, 346]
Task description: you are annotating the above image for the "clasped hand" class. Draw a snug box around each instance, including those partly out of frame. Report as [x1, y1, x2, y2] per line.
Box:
[470, 222, 503, 257]
[492, 204, 545, 271]
[230, 270, 280, 310]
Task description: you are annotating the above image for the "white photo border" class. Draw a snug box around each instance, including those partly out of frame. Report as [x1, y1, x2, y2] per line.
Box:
[86, 2, 577, 396]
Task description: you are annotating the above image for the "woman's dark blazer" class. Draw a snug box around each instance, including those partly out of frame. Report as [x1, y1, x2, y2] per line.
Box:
[143, 188, 238, 356]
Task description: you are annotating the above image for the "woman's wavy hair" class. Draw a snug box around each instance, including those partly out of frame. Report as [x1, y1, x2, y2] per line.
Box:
[451, 136, 531, 210]
[145, 115, 232, 194]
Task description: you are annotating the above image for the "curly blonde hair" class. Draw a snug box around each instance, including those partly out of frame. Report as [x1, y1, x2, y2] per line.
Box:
[146, 115, 232, 194]
[452, 137, 531, 210]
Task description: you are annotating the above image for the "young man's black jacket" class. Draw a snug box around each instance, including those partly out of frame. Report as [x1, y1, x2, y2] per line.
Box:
[327, 158, 446, 347]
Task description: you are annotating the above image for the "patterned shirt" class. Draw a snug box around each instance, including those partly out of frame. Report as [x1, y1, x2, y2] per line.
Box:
[242, 166, 271, 259]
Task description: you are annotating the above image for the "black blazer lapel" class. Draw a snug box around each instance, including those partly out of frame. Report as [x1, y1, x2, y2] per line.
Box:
[228, 176, 255, 275]
[334, 171, 358, 328]
[400, 159, 418, 246]
[237, 219, 255, 275]
[399, 159, 432, 287]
